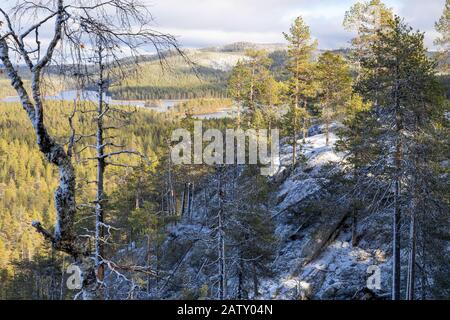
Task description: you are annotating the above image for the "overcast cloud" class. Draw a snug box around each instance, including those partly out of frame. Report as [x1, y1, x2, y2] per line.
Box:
[144, 0, 446, 50]
[0, 0, 445, 52]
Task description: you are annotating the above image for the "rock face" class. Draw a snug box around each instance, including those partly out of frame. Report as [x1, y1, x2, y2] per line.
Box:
[257, 128, 393, 300]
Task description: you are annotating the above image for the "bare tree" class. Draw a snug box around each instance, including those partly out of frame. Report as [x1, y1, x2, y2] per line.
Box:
[0, 0, 182, 299]
[216, 166, 226, 300]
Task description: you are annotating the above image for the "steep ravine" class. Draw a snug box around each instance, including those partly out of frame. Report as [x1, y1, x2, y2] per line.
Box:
[113, 125, 397, 300]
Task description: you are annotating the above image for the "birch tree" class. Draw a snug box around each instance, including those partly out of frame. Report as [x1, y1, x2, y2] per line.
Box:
[0, 0, 180, 299]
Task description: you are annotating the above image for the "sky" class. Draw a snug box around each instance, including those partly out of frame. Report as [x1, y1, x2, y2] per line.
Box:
[144, 0, 446, 50]
[0, 0, 446, 54]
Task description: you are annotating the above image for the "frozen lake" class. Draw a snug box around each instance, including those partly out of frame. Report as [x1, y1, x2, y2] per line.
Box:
[1, 89, 234, 119]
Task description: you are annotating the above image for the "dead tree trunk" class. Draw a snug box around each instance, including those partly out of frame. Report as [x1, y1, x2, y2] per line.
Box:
[181, 183, 187, 216]
[94, 46, 106, 295]
[406, 209, 416, 300]
[0, 2, 97, 299]
[352, 206, 358, 247]
[217, 169, 226, 300]
[187, 182, 194, 219]
[392, 68, 403, 301]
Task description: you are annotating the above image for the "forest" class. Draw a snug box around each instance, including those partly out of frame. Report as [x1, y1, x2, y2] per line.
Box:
[0, 0, 448, 301]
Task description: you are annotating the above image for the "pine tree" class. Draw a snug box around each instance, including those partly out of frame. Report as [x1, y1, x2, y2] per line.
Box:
[227, 50, 280, 128]
[316, 52, 353, 146]
[336, 94, 377, 246]
[228, 60, 251, 127]
[217, 165, 275, 299]
[434, 0, 450, 72]
[343, 0, 394, 73]
[355, 16, 447, 300]
[282, 17, 318, 166]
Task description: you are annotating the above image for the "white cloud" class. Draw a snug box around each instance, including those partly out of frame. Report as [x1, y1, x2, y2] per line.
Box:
[2, 0, 445, 51]
[389, 0, 446, 49]
[144, 0, 446, 50]
[159, 28, 283, 48]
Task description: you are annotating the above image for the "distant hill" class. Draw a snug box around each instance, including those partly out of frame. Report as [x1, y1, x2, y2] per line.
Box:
[110, 43, 290, 100]
[109, 49, 240, 100]
[2, 42, 448, 101]
[203, 42, 288, 53]
[108, 44, 349, 100]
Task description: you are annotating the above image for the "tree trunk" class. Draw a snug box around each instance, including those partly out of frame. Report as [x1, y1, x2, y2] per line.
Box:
[0, 17, 97, 299]
[147, 235, 152, 294]
[188, 182, 194, 219]
[95, 48, 106, 297]
[181, 183, 187, 216]
[325, 113, 330, 146]
[406, 204, 416, 300]
[249, 63, 256, 116]
[237, 254, 243, 300]
[392, 141, 402, 301]
[187, 183, 193, 218]
[302, 100, 308, 144]
[217, 169, 226, 300]
[292, 69, 300, 167]
[252, 263, 259, 297]
[168, 154, 175, 215]
[292, 108, 297, 168]
[392, 70, 402, 301]
[352, 206, 358, 247]
[60, 256, 66, 300]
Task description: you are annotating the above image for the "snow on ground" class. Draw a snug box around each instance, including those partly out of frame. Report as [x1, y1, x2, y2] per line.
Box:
[148, 123, 393, 300]
[259, 226, 391, 300]
[258, 125, 392, 299]
[276, 178, 320, 212]
[275, 130, 343, 211]
[191, 51, 247, 71]
[278, 129, 343, 169]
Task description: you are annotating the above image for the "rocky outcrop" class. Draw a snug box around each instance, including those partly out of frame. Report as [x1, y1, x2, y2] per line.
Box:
[258, 128, 393, 300]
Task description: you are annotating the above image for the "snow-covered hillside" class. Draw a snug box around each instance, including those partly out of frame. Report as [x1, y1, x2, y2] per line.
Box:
[256, 126, 392, 300]
[189, 51, 248, 71]
[114, 124, 398, 300]
[161, 125, 391, 299]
